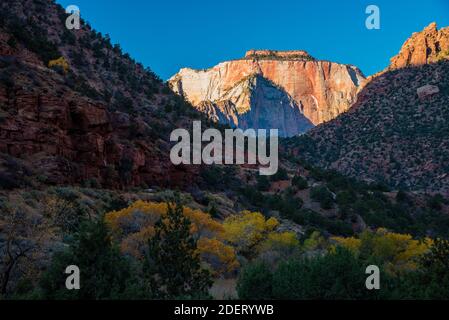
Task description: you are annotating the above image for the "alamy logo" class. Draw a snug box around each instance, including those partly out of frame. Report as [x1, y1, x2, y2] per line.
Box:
[65, 265, 80, 290]
[365, 265, 380, 290]
[365, 5, 381, 30]
[65, 5, 81, 30]
[170, 121, 279, 176]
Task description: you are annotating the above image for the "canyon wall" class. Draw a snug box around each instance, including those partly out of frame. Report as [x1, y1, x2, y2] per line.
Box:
[169, 50, 366, 136]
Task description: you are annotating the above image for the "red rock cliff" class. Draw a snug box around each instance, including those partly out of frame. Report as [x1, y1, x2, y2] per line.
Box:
[390, 22, 449, 69]
[169, 50, 365, 132]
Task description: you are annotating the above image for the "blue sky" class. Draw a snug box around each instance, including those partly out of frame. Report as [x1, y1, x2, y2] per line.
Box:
[56, 0, 449, 79]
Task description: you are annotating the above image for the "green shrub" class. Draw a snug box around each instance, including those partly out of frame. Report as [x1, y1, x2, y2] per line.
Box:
[38, 219, 145, 299]
[271, 247, 381, 299]
[270, 167, 288, 181]
[310, 186, 334, 209]
[256, 176, 271, 191]
[237, 262, 273, 300]
[292, 175, 308, 190]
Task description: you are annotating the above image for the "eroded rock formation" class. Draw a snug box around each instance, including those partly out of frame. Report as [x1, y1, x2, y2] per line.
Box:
[390, 22, 449, 69]
[169, 50, 365, 136]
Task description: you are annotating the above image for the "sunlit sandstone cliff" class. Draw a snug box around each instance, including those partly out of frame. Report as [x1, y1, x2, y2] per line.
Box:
[169, 50, 366, 137]
[389, 22, 449, 70]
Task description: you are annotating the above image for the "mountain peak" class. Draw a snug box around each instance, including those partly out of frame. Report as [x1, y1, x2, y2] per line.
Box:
[389, 22, 449, 69]
[423, 21, 438, 32]
[169, 52, 365, 135]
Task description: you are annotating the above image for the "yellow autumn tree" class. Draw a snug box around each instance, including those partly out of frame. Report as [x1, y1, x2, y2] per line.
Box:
[332, 228, 432, 274]
[331, 236, 362, 253]
[119, 225, 155, 260]
[302, 231, 328, 251]
[48, 56, 69, 73]
[105, 200, 236, 276]
[223, 211, 280, 254]
[197, 238, 240, 276]
[257, 231, 300, 254]
[105, 200, 223, 238]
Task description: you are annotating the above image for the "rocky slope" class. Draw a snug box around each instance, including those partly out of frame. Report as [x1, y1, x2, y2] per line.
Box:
[0, 0, 206, 189]
[169, 50, 365, 137]
[288, 23, 449, 193]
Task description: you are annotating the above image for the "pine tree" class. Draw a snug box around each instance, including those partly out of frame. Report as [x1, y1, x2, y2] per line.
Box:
[146, 200, 212, 299]
[38, 218, 144, 300]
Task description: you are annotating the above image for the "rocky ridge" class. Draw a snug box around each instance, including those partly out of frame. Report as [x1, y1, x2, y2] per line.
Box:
[389, 22, 449, 70]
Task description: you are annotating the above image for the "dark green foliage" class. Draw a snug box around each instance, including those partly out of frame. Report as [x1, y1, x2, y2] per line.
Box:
[244, 52, 315, 62]
[272, 248, 367, 299]
[394, 239, 449, 299]
[256, 175, 271, 191]
[200, 166, 223, 188]
[238, 248, 386, 300]
[200, 165, 241, 191]
[7, 37, 16, 48]
[292, 175, 308, 190]
[268, 188, 303, 219]
[240, 185, 303, 220]
[270, 167, 288, 181]
[291, 209, 353, 236]
[240, 185, 266, 208]
[69, 74, 101, 100]
[427, 194, 447, 210]
[2, 15, 60, 64]
[237, 262, 273, 300]
[310, 186, 334, 209]
[336, 189, 357, 207]
[118, 157, 134, 185]
[237, 241, 449, 300]
[38, 219, 144, 299]
[146, 200, 212, 299]
[61, 29, 76, 46]
[242, 159, 448, 238]
[396, 190, 410, 203]
[208, 204, 220, 219]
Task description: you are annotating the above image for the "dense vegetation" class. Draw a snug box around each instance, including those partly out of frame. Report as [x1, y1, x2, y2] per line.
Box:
[238, 232, 449, 300]
[1, 184, 449, 300]
[238, 159, 449, 239]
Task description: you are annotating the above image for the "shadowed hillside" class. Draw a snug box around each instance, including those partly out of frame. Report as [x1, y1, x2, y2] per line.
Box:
[287, 60, 449, 193]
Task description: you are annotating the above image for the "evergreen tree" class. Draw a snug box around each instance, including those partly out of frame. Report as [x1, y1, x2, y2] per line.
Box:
[146, 200, 212, 299]
[38, 218, 144, 300]
[237, 261, 273, 300]
[396, 238, 449, 299]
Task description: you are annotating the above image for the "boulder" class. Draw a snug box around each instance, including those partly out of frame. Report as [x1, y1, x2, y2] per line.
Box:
[417, 84, 440, 100]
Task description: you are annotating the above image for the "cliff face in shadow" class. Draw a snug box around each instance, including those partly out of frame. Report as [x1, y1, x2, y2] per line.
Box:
[193, 75, 313, 137]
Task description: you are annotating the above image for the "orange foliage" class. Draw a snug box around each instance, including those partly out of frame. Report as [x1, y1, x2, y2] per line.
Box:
[105, 201, 233, 276]
[197, 238, 240, 276]
[105, 200, 223, 238]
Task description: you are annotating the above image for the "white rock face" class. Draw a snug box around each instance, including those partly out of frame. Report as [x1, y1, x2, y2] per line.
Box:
[169, 51, 366, 137]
